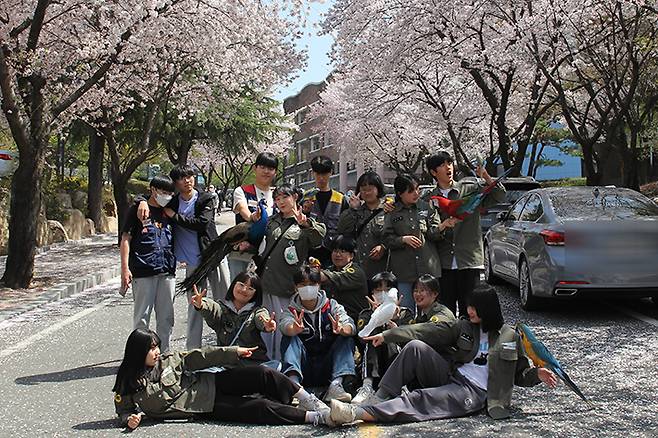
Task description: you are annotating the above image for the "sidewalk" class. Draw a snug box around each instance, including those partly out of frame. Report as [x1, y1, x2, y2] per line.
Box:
[0, 211, 236, 322]
[0, 234, 120, 322]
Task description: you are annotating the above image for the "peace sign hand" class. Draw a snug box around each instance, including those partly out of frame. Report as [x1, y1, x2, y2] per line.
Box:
[329, 313, 350, 336]
[366, 295, 380, 310]
[349, 192, 362, 209]
[190, 285, 207, 309]
[260, 311, 277, 333]
[289, 308, 305, 335]
[294, 209, 309, 227]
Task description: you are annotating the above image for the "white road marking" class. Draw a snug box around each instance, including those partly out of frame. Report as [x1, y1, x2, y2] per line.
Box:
[608, 303, 658, 328]
[0, 297, 112, 359]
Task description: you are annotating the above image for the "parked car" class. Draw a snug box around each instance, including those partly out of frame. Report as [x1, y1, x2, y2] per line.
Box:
[0, 149, 17, 178]
[484, 186, 658, 310]
[480, 177, 541, 234]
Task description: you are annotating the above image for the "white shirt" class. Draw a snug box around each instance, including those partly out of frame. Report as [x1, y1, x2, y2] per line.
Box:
[458, 328, 489, 390]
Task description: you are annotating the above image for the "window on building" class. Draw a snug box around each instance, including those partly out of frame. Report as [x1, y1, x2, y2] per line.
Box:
[310, 136, 321, 152]
[298, 141, 308, 162]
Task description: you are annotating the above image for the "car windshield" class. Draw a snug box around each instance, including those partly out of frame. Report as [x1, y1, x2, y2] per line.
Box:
[506, 190, 530, 204]
[549, 190, 658, 220]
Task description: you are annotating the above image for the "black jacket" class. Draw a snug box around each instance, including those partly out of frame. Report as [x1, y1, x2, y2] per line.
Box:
[135, 191, 218, 252]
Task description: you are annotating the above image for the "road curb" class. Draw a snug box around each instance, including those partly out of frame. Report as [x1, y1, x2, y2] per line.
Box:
[0, 265, 121, 323]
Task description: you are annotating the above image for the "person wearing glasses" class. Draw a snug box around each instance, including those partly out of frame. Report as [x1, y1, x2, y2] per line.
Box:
[190, 271, 276, 365]
[312, 235, 369, 324]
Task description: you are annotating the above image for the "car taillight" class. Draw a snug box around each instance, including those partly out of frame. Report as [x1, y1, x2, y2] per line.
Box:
[540, 229, 564, 246]
[0, 153, 12, 160]
[557, 281, 589, 285]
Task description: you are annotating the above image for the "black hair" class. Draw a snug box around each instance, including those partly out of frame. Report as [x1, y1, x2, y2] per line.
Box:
[369, 271, 398, 292]
[293, 263, 322, 285]
[412, 274, 440, 299]
[169, 165, 196, 182]
[112, 329, 161, 395]
[225, 271, 263, 306]
[393, 173, 419, 203]
[150, 175, 174, 193]
[356, 171, 385, 199]
[332, 235, 356, 253]
[467, 288, 504, 332]
[310, 155, 333, 174]
[425, 152, 454, 173]
[255, 152, 279, 170]
[273, 183, 303, 205]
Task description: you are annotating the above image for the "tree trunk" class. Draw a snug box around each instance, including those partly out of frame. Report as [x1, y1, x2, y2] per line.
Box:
[111, 173, 131, 244]
[1, 146, 43, 288]
[87, 132, 105, 228]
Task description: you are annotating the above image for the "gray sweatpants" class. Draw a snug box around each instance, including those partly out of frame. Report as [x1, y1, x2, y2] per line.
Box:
[185, 263, 227, 350]
[132, 274, 175, 353]
[364, 340, 487, 422]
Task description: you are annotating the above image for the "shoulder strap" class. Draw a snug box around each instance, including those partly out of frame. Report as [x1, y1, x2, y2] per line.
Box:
[254, 219, 296, 276]
[355, 208, 383, 238]
[242, 184, 257, 197]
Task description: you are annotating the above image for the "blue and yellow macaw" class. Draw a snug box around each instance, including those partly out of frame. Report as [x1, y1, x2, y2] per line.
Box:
[516, 322, 592, 407]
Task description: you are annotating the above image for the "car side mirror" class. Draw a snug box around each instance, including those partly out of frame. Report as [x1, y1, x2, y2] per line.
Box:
[496, 211, 507, 222]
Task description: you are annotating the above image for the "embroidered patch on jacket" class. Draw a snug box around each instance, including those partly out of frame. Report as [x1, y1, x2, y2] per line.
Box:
[501, 341, 516, 350]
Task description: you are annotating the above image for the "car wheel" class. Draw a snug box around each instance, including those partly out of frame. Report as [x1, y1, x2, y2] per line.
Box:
[519, 258, 542, 311]
[484, 244, 503, 285]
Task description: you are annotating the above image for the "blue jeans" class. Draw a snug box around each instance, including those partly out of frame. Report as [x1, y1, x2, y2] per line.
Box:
[280, 335, 356, 387]
[397, 282, 416, 312]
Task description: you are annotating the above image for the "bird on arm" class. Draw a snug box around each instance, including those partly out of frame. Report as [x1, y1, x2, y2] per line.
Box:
[516, 322, 593, 408]
[430, 166, 514, 220]
[176, 198, 269, 296]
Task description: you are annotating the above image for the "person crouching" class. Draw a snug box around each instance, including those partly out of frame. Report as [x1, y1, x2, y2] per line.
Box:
[280, 264, 357, 403]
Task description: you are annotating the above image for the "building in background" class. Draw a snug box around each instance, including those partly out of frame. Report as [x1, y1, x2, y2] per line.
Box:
[282, 79, 397, 192]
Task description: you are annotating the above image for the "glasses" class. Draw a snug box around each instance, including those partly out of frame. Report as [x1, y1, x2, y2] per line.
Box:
[235, 281, 256, 294]
[332, 249, 350, 255]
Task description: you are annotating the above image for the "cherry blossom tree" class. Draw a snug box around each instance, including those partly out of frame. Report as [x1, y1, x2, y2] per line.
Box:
[0, 0, 307, 288]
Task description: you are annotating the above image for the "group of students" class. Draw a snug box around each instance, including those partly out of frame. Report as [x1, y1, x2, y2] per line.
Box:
[114, 152, 558, 429]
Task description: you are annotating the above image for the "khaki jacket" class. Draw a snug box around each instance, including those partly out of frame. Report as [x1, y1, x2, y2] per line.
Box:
[336, 204, 387, 278]
[196, 298, 270, 363]
[114, 346, 239, 425]
[261, 214, 326, 298]
[430, 178, 506, 269]
[383, 202, 442, 282]
[322, 261, 369, 322]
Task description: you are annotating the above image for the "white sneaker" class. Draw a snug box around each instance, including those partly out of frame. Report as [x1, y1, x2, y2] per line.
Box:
[330, 399, 358, 425]
[323, 382, 352, 403]
[352, 383, 375, 405]
[358, 391, 385, 406]
[312, 409, 337, 427]
[297, 392, 330, 415]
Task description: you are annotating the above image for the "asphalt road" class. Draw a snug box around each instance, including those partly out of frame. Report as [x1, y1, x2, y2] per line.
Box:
[0, 246, 656, 436]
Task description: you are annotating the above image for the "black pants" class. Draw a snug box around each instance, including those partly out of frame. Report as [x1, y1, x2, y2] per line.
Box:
[439, 268, 480, 317]
[205, 366, 306, 425]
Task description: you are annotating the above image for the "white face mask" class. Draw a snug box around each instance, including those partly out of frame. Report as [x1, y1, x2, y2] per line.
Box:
[297, 285, 319, 301]
[155, 194, 173, 207]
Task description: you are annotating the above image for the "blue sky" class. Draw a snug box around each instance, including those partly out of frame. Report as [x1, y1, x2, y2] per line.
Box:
[274, 1, 334, 102]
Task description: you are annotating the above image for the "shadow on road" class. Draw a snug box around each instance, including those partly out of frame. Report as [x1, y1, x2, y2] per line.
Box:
[15, 359, 121, 385]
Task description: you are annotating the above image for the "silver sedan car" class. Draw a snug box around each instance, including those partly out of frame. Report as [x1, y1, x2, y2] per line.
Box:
[484, 186, 658, 310]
